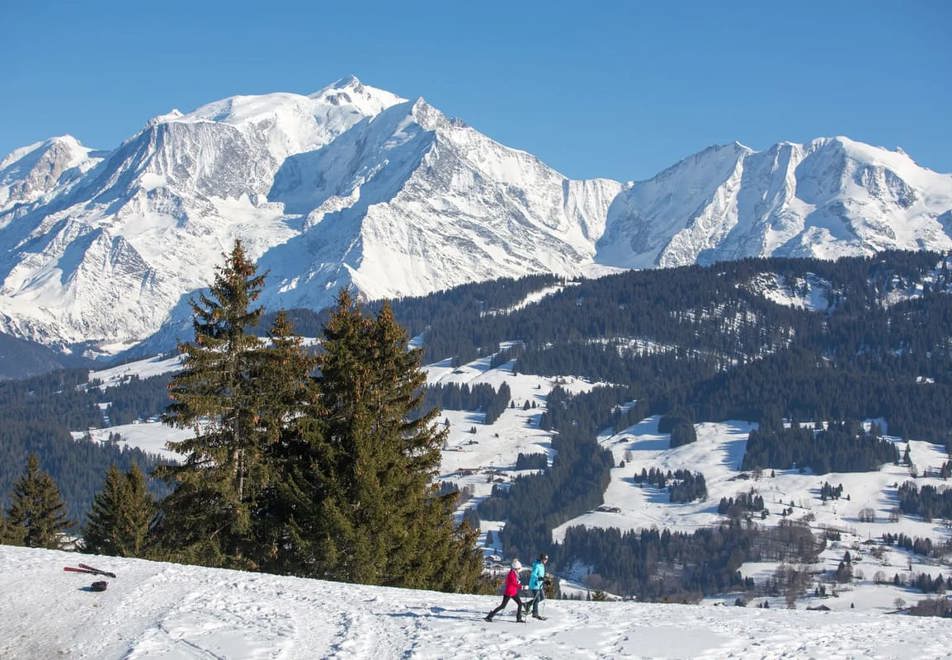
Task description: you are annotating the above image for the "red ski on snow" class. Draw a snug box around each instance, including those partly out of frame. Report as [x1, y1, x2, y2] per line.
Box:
[64, 563, 117, 578]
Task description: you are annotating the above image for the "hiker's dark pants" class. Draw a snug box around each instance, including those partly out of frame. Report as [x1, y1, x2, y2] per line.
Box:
[527, 588, 545, 616]
[488, 594, 523, 619]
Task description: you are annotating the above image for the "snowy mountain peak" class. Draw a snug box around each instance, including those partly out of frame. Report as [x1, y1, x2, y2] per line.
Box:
[597, 137, 952, 268]
[0, 78, 622, 353]
[0, 135, 101, 212]
[0, 77, 949, 356]
[329, 74, 361, 88]
[308, 75, 405, 114]
[0, 134, 92, 171]
[147, 109, 184, 126]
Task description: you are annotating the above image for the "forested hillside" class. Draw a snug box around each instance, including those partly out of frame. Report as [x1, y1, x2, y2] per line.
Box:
[0, 370, 169, 522]
[2, 250, 952, 603]
[395, 250, 952, 443]
[413, 250, 952, 598]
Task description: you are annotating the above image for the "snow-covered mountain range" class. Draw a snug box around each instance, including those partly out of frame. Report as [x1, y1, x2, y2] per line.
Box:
[1, 77, 950, 356]
[598, 139, 952, 268]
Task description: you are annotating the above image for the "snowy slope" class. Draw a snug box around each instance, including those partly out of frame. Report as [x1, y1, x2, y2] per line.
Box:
[425, 347, 601, 526]
[89, 353, 183, 389]
[597, 137, 952, 268]
[4, 546, 952, 659]
[69, 423, 190, 463]
[556, 417, 952, 542]
[554, 416, 952, 612]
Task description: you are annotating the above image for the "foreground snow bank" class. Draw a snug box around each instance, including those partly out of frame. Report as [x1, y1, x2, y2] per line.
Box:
[2, 546, 950, 659]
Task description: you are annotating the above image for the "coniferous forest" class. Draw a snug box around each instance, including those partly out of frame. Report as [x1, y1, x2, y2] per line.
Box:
[410, 250, 952, 598]
[632, 468, 708, 503]
[423, 382, 511, 424]
[741, 421, 899, 474]
[0, 241, 484, 593]
[0, 367, 166, 522]
[1, 249, 952, 601]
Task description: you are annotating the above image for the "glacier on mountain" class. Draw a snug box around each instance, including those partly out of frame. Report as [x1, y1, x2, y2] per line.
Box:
[0, 77, 949, 356]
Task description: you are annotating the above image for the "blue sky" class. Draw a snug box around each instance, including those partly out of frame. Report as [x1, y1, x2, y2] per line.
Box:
[3, 1, 950, 180]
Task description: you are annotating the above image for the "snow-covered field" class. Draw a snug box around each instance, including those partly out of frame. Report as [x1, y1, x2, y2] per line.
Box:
[70, 423, 190, 463]
[553, 415, 952, 611]
[4, 546, 952, 659]
[426, 350, 599, 477]
[424, 349, 601, 549]
[90, 354, 183, 389]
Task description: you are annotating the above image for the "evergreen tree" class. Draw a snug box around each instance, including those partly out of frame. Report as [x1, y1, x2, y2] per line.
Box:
[309, 292, 482, 590]
[84, 464, 155, 557]
[153, 240, 269, 567]
[0, 509, 25, 545]
[7, 454, 71, 549]
[254, 311, 323, 574]
[257, 311, 319, 446]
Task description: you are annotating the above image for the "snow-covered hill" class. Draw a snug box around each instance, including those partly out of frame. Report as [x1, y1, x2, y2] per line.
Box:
[4, 545, 951, 659]
[1, 77, 949, 357]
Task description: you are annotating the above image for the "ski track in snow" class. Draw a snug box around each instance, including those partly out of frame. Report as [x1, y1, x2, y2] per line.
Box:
[4, 547, 952, 659]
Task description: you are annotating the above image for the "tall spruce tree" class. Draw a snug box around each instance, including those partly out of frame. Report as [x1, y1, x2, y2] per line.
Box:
[154, 240, 269, 567]
[256, 311, 319, 447]
[311, 291, 482, 590]
[84, 464, 155, 557]
[254, 311, 323, 573]
[7, 454, 71, 549]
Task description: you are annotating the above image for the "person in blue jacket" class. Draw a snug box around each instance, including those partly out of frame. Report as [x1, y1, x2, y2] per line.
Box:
[524, 553, 549, 619]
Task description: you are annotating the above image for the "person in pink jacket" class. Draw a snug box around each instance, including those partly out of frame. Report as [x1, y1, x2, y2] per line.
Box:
[485, 559, 526, 623]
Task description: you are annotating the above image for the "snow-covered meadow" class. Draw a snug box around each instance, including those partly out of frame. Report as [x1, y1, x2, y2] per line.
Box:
[3, 546, 951, 659]
[550, 414, 952, 611]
